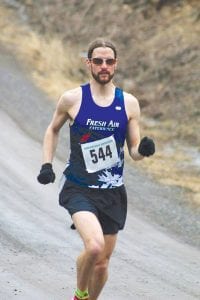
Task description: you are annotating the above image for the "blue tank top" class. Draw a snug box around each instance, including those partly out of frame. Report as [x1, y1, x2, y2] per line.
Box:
[64, 83, 128, 188]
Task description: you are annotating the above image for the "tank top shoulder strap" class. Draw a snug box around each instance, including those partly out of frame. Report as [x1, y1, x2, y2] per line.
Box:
[81, 83, 92, 104]
[113, 86, 125, 108]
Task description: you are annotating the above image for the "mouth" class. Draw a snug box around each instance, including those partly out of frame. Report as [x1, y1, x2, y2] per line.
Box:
[99, 72, 109, 75]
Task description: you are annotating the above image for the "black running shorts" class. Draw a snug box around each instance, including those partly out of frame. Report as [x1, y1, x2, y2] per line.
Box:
[59, 180, 127, 234]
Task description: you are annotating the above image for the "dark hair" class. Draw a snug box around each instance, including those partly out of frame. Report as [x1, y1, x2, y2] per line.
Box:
[87, 38, 117, 59]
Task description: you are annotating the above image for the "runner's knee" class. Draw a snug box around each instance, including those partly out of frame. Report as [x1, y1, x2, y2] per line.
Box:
[86, 238, 105, 258]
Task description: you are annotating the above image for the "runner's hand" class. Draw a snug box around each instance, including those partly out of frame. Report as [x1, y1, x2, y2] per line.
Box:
[37, 163, 55, 184]
[138, 137, 155, 157]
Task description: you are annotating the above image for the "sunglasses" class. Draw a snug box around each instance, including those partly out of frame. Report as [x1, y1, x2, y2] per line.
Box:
[90, 57, 116, 66]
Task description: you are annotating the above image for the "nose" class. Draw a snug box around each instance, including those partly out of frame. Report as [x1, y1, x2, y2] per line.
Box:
[101, 61, 108, 69]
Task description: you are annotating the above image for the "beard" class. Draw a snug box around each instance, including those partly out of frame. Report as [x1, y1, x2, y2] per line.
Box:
[91, 71, 114, 85]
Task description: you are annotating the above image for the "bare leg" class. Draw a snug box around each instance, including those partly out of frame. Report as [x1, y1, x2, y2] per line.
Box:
[72, 211, 105, 292]
[88, 234, 117, 300]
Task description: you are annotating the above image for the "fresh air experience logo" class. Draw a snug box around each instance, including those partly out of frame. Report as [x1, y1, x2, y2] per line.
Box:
[86, 118, 119, 131]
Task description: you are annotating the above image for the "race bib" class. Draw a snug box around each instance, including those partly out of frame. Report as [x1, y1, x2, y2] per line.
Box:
[81, 135, 119, 173]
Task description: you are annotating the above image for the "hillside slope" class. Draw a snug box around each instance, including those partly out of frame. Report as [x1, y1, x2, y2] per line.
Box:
[2, 0, 199, 144]
[0, 0, 199, 203]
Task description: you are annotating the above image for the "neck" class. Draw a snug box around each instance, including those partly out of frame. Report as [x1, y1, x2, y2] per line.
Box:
[90, 79, 115, 97]
[90, 80, 115, 106]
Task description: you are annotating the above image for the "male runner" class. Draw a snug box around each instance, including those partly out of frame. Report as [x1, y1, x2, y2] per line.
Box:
[37, 38, 155, 300]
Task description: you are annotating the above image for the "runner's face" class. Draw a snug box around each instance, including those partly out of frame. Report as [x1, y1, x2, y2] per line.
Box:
[89, 47, 117, 85]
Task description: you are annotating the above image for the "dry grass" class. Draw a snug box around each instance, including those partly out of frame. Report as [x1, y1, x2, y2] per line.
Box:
[137, 118, 200, 206]
[0, 6, 81, 99]
[0, 4, 199, 205]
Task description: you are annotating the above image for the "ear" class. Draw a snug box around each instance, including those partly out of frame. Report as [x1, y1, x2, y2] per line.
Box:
[85, 58, 91, 68]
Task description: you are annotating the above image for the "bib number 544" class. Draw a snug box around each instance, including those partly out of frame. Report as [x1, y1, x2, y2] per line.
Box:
[90, 145, 112, 163]
[81, 135, 119, 173]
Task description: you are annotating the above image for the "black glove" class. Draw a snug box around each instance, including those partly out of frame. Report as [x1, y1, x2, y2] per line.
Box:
[37, 163, 55, 184]
[138, 136, 155, 157]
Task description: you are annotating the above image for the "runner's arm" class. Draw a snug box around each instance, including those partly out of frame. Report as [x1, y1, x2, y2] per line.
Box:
[125, 93, 144, 161]
[42, 96, 69, 164]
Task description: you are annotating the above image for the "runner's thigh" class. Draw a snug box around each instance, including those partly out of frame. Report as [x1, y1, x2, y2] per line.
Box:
[72, 211, 105, 247]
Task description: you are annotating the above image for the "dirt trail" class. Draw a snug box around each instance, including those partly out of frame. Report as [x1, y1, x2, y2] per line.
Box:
[0, 47, 199, 299]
